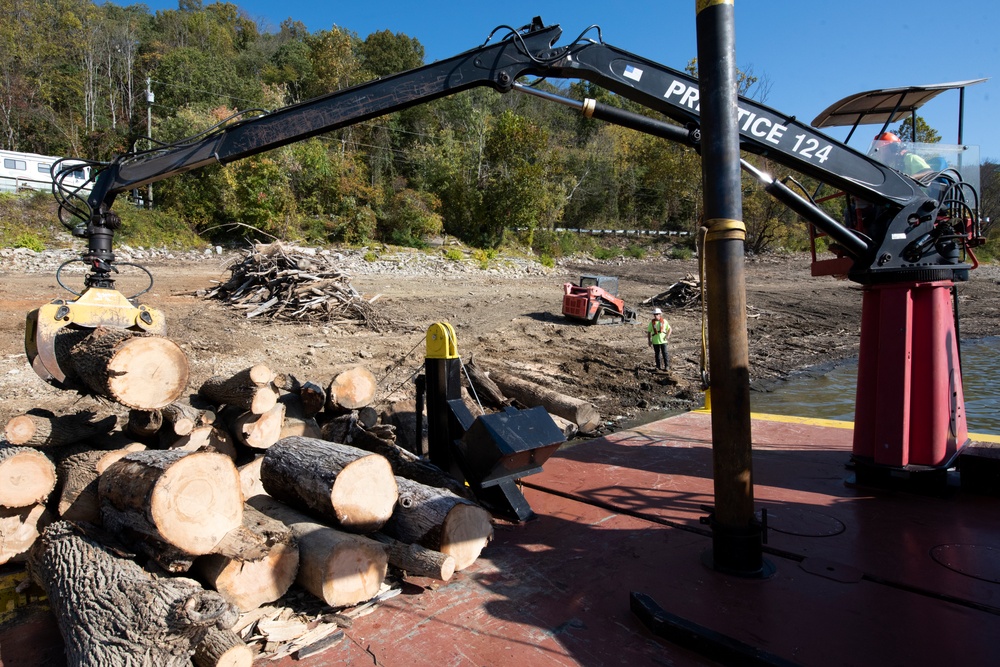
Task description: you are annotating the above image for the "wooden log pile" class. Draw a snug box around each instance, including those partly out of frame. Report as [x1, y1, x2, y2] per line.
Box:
[642, 273, 702, 309]
[4, 351, 496, 665]
[201, 242, 393, 331]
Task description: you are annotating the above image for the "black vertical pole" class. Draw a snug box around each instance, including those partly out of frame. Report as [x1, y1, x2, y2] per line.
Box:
[696, 0, 768, 577]
[425, 323, 461, 475]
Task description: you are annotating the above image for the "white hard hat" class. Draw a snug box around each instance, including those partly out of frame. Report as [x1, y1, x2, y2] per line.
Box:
[652, 308, 662, 314]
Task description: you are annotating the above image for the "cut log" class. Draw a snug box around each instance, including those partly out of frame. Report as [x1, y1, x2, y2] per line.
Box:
[195, 504, 299, 612]
[285, 377, 326, 418]
[383, 476, 493, 572]
[193, 627, 253, 667]
[0, 504, 53, 565]
[465, 357, 509, 409]
[326, 366, 377, 411]
[125, 408, 163, 440]
[489, 369, 601, 432]
[248, 495, 387, 608]
[162, 399, 215, 436]
[199, 366, 279, 415]
[278, 393, 322, 439]
[261, 437, 397, 534]
[356, 405, 378, 429]
[56, 444, 146, 522]
[4, 409, 118, 448]
[238, 456, 267, 500]
[99, 449, 243, 556]
[371, 532, 455, 581]
[548, 412, 580, 440]
[380, 399, 421, 455]
[28, 521, 239, 667]
[320, 411, 355, 444]
[164, 425, 237, 460]
[229, 403, 286, 449]
[64, 326, 189, 409]
[346, 424, 473, 500]
[0, 446, 57, 508]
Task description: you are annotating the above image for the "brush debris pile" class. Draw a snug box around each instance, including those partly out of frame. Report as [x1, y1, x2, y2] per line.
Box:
[204, 242, 392, 331]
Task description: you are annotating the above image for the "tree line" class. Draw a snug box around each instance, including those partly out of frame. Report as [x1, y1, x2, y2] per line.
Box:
[2, 0, 996, 254]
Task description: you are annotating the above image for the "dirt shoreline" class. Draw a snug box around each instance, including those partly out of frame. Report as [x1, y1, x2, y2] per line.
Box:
[3, 247, 999, 437]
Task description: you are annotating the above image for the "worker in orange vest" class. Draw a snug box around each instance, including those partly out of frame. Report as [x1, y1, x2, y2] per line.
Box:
[647, 307, 672, 371]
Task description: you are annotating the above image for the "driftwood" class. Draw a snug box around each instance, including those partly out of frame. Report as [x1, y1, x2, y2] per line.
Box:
[59, 327, 189, 409]
[99, 449, 243, 556]
[0, 446, 57, 508]
[4, 409, 118, 448]
[383, 476, 493, 572]
[28, 521, 239, 667]
[195, 503, 299, 612]
[205, 242, 393, 331]
[0, 504, 53, 565]
[261, 437, 397, 534]
[326, 366, 377, 412]
[248, 495, 387, 608]
[199, 365, 280, 415]
[488, 369, 601, 432]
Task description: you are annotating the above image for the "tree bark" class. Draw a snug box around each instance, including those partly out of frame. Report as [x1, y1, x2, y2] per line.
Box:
[193, 627, 253, 667]
[28, 521, 239, 667]
[99, 450, 243, 556]
[489, 369, 601, 431]
[0, 504, 53, 565]
[248, 495, 387, 608]
[56, 444, 146, 522]
[326, 366, 377, 411]
[261, 437, 397, 534]
[195, 503, 299, 612]
[199, 365, 279, 415]
[465, 357, 509, 409]
[346, 424, 473, 500]
[65, 327, 189, 410]
[380, 399, 420, 455]
[4, 409, 118, 448]
[0, 446, 57, 508]
[284, 375, 327, 418]
[125, 409, 163, 440]
[162, 425, 237, 460]
[162, 399, 215, 436]
[383, 476, 493, 572]
[370, 532, 455, 581]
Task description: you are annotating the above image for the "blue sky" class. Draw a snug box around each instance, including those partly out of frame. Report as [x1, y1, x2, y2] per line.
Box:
[119, 0, 997, 161]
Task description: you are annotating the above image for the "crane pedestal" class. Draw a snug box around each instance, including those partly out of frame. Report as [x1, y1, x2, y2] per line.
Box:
[852, 280, 968, 481]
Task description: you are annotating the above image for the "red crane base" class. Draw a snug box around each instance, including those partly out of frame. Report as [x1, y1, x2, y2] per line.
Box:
[852, 280, 968, 471]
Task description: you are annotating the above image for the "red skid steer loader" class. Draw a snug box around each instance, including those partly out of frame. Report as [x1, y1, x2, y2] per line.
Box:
[562, 275, 637, 325]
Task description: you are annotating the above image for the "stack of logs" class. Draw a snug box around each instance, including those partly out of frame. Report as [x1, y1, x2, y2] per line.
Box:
[642, 273, 702, 310]
[1, 326, 495, 666]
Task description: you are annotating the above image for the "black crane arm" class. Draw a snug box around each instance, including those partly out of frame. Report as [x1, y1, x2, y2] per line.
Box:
[79, 17, 977, 284]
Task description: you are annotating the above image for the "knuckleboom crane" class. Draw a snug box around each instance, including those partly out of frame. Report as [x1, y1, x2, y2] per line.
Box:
[29, 17, 983, 481]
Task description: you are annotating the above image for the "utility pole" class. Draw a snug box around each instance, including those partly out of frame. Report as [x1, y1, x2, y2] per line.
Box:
[146, 76, 154, 209]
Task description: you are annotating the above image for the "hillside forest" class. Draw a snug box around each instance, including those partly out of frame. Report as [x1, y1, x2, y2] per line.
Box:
[2, 0, 998, 256]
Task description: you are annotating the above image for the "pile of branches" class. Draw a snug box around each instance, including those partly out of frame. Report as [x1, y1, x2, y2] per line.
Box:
[205, 243, 392, 332]
[643, 273, 702, 310]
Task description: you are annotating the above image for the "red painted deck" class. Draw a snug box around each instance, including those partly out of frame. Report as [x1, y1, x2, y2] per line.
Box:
[3, 410, 999, 666]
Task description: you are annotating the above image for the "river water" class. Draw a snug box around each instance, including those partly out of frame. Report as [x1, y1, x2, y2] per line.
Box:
[750, 337, 1000, 436]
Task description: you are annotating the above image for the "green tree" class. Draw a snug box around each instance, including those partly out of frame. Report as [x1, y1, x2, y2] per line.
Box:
[893, 115, 941, 143]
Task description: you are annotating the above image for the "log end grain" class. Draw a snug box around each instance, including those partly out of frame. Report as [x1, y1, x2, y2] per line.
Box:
[148, 452, 244, 555]
[439, 503, 493, 571]
[0, 447, 57, 507]
[331, 455, 398, 533]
